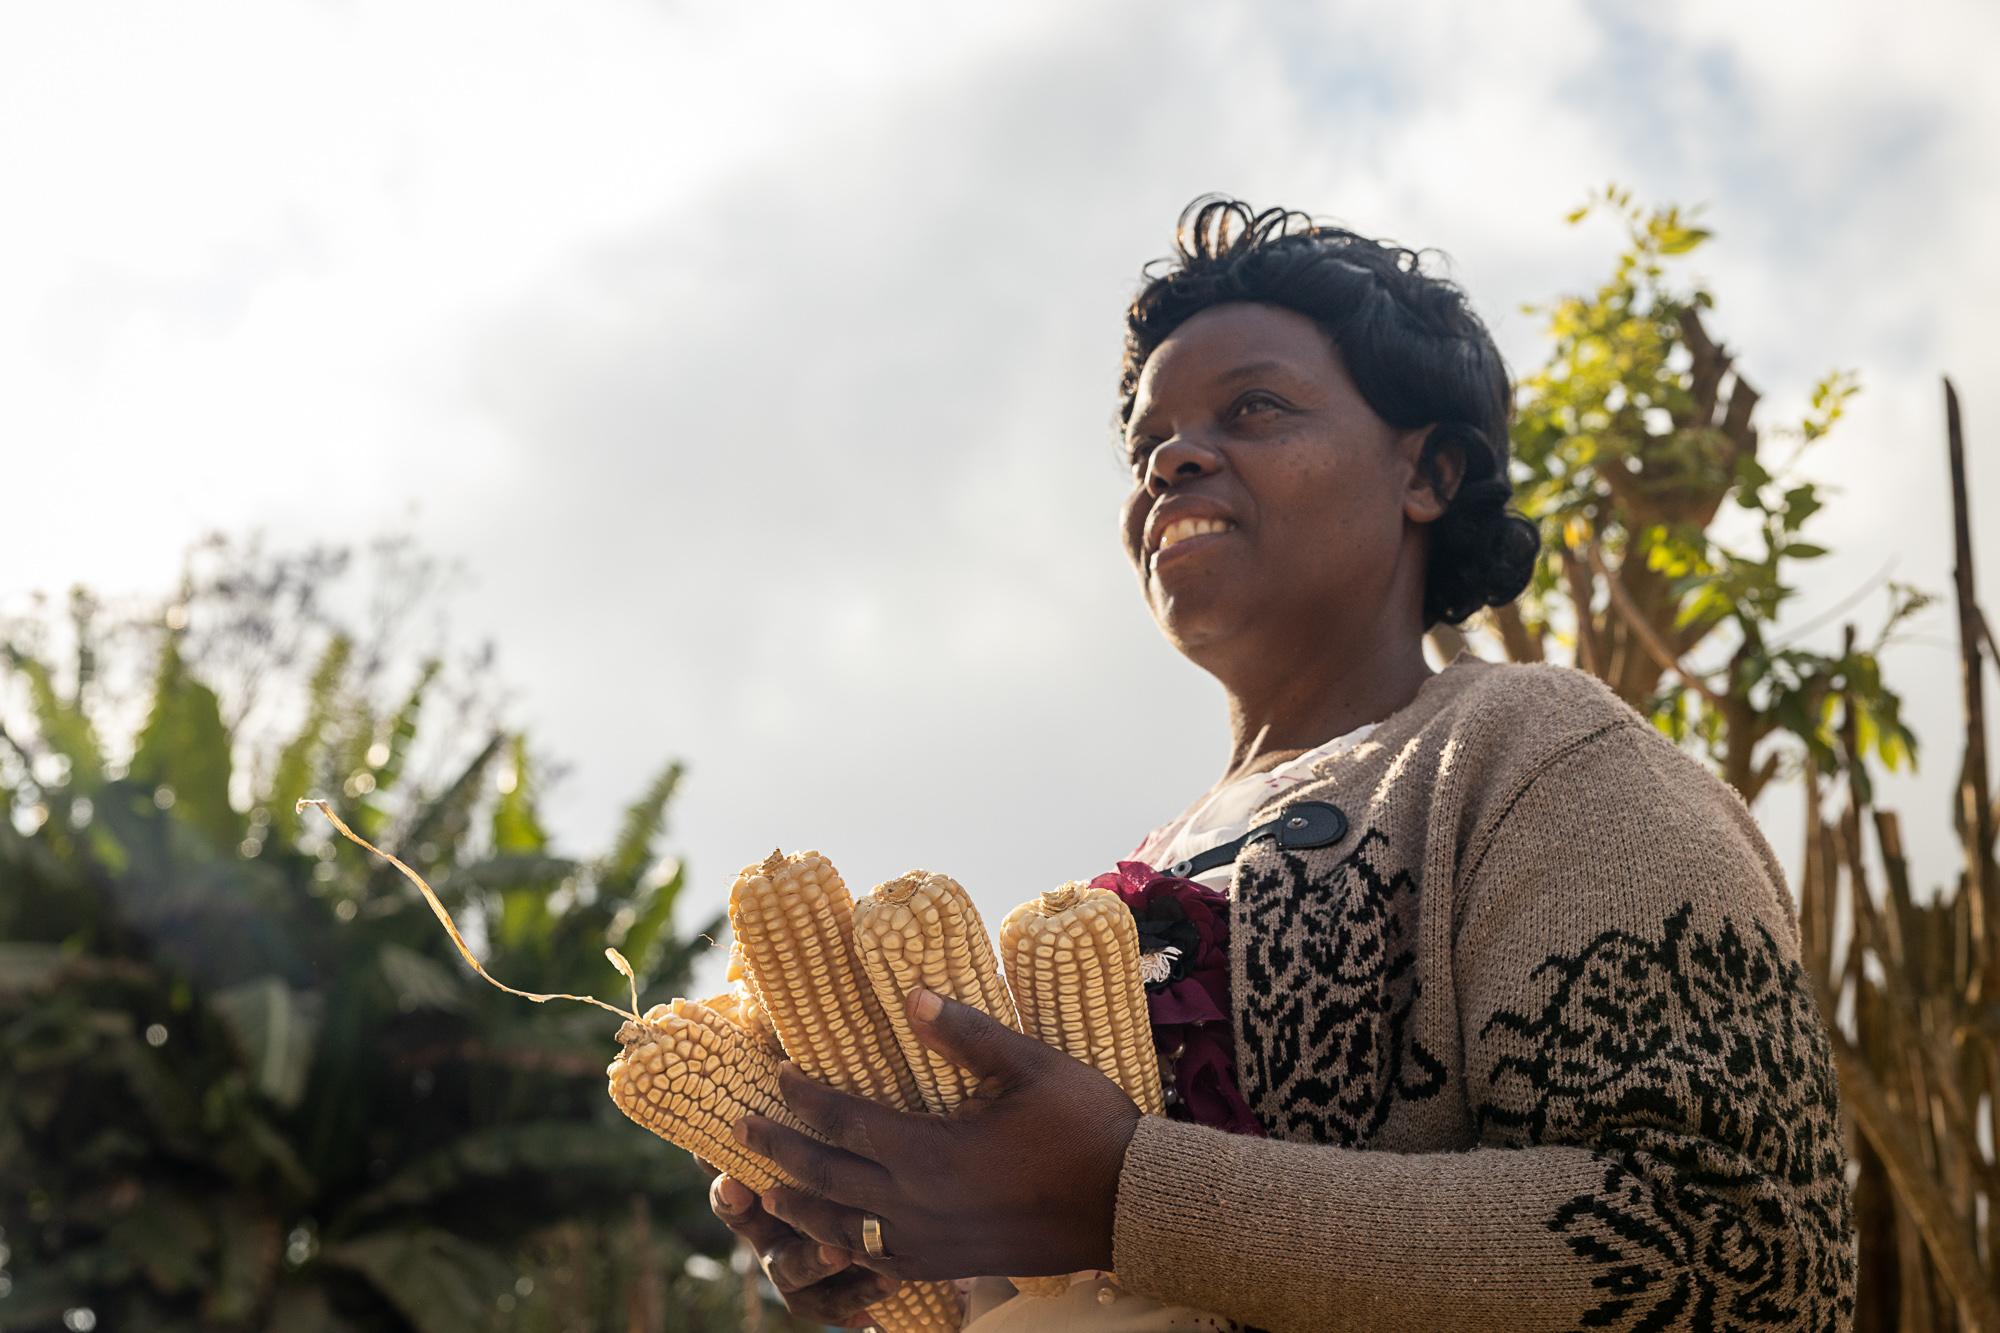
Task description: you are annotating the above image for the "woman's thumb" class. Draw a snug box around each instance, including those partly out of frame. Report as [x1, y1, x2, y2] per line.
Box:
[906, 988, 1044, 1084]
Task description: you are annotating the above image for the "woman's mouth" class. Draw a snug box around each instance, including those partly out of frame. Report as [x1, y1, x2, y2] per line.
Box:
[1151, 516, 1238, 567]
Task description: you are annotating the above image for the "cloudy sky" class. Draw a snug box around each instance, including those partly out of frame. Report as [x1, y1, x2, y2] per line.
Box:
[5, 0, 1997, 974]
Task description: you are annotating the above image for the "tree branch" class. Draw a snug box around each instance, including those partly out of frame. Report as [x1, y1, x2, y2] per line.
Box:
[1487, 603, 1544, 663]
[1426, 622, 1477, 664]
[1676, 307, 1730, 430]
[1580, 541, 1722, 706]
[1559, 549, 1605, 678]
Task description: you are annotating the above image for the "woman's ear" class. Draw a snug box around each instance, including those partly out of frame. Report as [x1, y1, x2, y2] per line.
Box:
[1401, 426, 1463, 525]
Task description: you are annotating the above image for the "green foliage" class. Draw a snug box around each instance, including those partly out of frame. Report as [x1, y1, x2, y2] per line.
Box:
[489, 738, 545, 858]
[1508, 187, 1918, 803]
[130, 635, 240, 854]
[0, 552, 776, 1333]
[266, 639, 354, 851]
[5, 597, 105, 796]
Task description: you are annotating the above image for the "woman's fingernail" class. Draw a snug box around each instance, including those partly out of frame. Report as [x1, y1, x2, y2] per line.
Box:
[733, 1119, 751, 1146]
[910, 988, 942, 1021]
[717, 1178, 753, 1212]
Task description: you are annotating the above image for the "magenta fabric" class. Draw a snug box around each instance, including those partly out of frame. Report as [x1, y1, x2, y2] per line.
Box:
[1090, 861, 1265, 1138]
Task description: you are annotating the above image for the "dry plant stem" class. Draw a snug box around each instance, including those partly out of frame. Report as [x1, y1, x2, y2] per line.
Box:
[1802, 856, 1991, 1329]
[298, 799, 638, 1019]
[1946, 378, 2000, 997]
[1837, 690, 2000, 1263]
[1839, 812, 1997, 1204]
[1826, 1029, 2000, 1333]
[1798, 786, 1978, 1325]
[1806, 649, 2000, 1331]
[1581, 541, 1721, 706]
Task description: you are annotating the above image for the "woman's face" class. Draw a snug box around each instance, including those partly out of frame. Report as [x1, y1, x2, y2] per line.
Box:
[1119, 302, 1441, 680]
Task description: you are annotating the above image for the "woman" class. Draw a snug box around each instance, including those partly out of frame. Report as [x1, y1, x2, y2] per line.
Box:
[707, 200, 1854, 1332]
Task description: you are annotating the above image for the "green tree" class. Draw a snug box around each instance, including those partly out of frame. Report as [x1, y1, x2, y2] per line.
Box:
[1497, 186, 1923, 806]
[0, 545, 784, 1333]
[1490, 191, 2000, 1328]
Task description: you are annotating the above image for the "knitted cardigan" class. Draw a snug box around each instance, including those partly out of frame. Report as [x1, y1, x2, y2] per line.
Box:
[1108, 659, 1854, 1332]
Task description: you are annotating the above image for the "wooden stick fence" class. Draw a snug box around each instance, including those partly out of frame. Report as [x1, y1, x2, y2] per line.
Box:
[1805, 378, 2000, 1330]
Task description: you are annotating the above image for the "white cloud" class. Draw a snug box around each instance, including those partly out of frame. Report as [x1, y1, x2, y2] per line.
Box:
[4, 0, 1995, 963]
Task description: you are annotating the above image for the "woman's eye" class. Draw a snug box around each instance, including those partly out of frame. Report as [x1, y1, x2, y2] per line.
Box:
[1235, 392, 1285, 418]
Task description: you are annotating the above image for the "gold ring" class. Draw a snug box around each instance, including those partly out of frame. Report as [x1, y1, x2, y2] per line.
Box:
[861, 1214, 889, 1259]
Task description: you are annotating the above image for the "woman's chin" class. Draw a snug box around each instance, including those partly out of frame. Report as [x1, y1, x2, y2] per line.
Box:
[1149, 597, 1252, 662]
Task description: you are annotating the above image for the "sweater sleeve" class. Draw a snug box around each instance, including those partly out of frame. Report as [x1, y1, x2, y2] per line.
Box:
[1109, 723, 1854, 1332]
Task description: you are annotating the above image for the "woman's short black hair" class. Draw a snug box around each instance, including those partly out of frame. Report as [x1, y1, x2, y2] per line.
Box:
[1121, 196, 1539, 627]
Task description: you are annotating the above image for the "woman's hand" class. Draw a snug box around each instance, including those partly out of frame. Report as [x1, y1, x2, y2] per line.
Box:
[734, 988, 1145, 1281]
[702, 1165, 899, 1327]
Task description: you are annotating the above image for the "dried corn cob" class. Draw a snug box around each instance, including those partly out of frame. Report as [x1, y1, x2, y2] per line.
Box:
[297, 803, 956, 1327]
[729, 854, 965, 1327]
[608, 999, 963, 1333]
[998, 884, 1165, 1299]
[865, 1274, 965, 1333]
[609, 998, 813, 1190]
[714, 933, 785, 1056]
[699, 987, 784, 1058]
[852, 870, 1020, 1116]
[730, 850, 920, 1108]
[998, 884, 1165, 1116]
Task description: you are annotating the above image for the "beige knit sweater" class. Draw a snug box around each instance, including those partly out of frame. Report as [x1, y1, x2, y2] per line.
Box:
[1109, 660, 1853, 1332]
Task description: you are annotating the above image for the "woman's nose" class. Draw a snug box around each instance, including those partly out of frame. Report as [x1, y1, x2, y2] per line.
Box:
[1145, 434, 1222, 495]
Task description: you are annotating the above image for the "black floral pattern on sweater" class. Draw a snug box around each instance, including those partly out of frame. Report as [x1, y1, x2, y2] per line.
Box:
[1236, 830, 1446, 1144]
[1477, 904, 1855, 1332]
